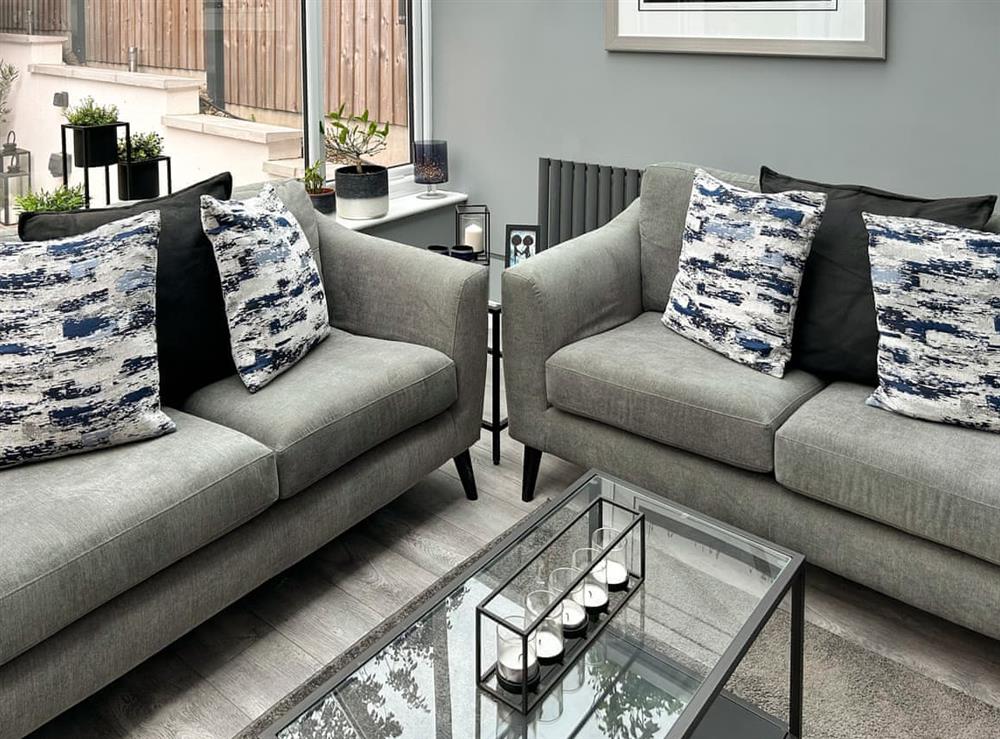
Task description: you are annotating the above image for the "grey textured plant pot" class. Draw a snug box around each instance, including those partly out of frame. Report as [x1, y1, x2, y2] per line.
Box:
[334, 165, 389, 220]
[308, 188, 336, 215]
[72, 124, 119, 168]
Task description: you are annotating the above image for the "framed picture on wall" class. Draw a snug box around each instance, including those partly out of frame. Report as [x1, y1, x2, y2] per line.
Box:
[505, 225, 540, 268]
[605, 0, 886, 59]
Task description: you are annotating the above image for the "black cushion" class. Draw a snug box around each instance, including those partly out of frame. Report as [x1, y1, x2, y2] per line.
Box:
[760, 167, 997, 385]
[18, 173, 235, 405]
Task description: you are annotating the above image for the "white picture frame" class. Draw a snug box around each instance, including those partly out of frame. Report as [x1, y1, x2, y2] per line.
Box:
[605, 0, 886, 59]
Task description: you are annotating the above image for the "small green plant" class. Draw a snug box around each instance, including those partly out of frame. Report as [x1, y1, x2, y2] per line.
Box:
[118, 131, 163, 162]
[64, 96, 118, 126]
[323, 104, 389, 172]
[302, 160, 327, 193]
[15, 184, 86, 213]
[0, 61, 18, 128]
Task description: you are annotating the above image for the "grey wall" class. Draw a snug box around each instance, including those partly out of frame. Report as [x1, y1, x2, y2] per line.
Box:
[432, 0, 1000, 252]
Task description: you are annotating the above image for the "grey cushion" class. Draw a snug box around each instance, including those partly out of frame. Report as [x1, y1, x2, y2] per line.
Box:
[986, 204, 1000, 234]
[0, 410, 276, 666]
[639, 162, 758, 312]
[775, 383, 1000, 567]
[545, 312, 824, 472]
[273, 179, 321, 270]
[183, 328, 457, 498]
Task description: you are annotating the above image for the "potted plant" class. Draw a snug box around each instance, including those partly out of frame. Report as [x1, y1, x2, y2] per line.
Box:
[303, 159, 335, 214]
[64, 96, 120, 168]
[323, 104, 390, 220]
[117, 131, 163, 200]
[15, 184, 86, 214]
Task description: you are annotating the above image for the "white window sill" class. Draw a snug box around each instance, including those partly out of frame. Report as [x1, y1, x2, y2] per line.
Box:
[325, 190, 468, 232]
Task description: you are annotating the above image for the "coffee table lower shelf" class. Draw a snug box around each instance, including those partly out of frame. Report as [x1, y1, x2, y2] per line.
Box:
[693, 692, 793, 739]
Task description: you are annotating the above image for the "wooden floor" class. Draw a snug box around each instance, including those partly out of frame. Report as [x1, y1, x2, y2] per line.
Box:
[32, 426, 1000, 737]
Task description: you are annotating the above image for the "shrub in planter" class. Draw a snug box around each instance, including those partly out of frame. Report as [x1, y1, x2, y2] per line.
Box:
[64, 96, 120, 168]
[303, 159, 335, 214]
[15, 184, 86, 214]
[117, 131, 163, 200]
[324, 104, 390, 220]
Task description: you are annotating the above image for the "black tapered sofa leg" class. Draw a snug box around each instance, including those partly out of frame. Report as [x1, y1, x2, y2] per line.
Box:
[522, 446, 542, 502]
[454, 449, 477, 500]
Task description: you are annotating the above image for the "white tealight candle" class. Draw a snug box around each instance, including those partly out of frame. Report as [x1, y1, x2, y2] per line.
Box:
[497, 643, 538, 683]
[573, 583, 609, 612]
[561, 599, 587, 631]
[534, 629, 564, 661]
[464, 222, 484, 253]
[592, 561, 629, 589]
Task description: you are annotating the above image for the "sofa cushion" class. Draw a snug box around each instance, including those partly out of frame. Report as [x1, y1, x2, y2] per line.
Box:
[639, 162, 758, 313]
[775, 383, 1000, 567]
[200, 184, 330, 392]
[0, 409, 277, 666]
[182, 328, 457, 498]
[18, 173, 235, 406]
[545, 312, 824, 472]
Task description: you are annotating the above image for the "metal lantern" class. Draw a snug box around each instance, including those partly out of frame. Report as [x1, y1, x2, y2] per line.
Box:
[1, 133, 31, 226]
[455, 203, 490, 261]
[413, 139, 448, 199]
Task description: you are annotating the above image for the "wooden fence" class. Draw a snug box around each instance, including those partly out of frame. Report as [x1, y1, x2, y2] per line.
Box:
[0, 0, 408, 126]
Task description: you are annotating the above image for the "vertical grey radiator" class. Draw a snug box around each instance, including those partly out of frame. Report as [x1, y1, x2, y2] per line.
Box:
[537, 158, 643, 250]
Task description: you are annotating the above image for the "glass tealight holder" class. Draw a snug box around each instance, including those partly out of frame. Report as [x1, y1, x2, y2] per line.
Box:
[495, 614, 539, 693]
[548, 567, 589, 638]
[591, 527, 631, 592]
[571, 548, 610, 615]
[525, 589, 564, 664]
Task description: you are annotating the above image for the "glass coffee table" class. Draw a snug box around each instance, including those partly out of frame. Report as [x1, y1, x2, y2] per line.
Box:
[264, 471, 805, 739]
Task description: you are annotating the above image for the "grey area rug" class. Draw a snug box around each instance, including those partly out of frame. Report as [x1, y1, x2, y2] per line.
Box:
[237, 532, 1000, 739]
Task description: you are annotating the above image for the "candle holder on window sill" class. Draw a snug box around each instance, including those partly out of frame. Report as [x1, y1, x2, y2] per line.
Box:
[475, 495, 645, 713]
[414, 139, 448, 199]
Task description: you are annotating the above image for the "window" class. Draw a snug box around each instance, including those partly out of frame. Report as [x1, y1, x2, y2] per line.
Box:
[4, 0, 423, 193]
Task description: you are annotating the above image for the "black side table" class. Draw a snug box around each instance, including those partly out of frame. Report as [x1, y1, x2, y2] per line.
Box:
[481, 301, 507, 465]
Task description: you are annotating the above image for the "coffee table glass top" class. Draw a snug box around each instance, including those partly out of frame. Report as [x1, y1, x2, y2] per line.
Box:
[269, 472, 802, 739]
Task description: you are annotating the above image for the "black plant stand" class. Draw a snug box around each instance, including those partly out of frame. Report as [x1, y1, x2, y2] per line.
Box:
[481, 302, 508, 465]
[61, 122, 132, 207]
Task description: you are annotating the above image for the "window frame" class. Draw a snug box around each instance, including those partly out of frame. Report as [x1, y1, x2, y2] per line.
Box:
[301, 0, 428, 198]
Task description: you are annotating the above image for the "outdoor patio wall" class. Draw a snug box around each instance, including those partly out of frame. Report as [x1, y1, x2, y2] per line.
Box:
[0, 33, 286, 198]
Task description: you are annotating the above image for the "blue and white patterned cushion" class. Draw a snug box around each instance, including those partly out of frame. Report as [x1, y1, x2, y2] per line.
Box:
[864, 213, 1000, 431]
[662, 170, 826, 377]
[201, 185, 330, 392]
[0, 211, 175, 468]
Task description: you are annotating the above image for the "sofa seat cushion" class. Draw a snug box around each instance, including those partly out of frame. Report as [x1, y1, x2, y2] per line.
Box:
[545, 312, 824, 472]
[0, 410, 277, 666]
[775, 383, 1000, 566]
[182, 328, 457, 498]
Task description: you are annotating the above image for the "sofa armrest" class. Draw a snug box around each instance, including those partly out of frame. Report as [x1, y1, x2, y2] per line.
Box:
[316, 217, 489, 450]
[501, 200, 643, 446]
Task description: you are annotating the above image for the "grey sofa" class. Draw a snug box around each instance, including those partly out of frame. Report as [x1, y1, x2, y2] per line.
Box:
[503, 161, 1000, 641]
[0, 185, 488, 738]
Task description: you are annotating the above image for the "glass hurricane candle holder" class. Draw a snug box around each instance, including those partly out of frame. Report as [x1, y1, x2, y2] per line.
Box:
[414, 139, 448, 199]
[525, 589, 565, 664]
[548, 567, 589, 638]
[591, 527, 631, 592]
[571, 548, 610, 614]
[456, 203, 490, 257]
[495, 614, 540, 693]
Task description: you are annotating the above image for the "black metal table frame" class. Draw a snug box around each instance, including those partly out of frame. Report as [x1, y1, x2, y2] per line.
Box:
[60, 123, 174, 207]
[481, 302, 507, 465]
[262, 469, 806, 739]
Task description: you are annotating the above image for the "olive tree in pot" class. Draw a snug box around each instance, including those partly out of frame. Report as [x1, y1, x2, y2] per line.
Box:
[303, 160, 335, 214]
[64, 97, 120, 167]
[324, 104, 390, 220]
[117, 132, 163, 200]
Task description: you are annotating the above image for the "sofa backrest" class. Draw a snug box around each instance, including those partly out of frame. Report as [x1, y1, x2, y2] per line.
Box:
[639, 162, 758, 312]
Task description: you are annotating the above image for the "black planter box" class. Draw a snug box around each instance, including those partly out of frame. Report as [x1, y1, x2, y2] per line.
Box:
[72, 124, 120, 168]
[117, 159, 161, 201]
